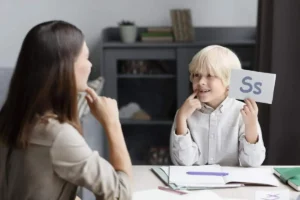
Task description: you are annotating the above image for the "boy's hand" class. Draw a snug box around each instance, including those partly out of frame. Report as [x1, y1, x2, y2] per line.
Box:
[240, 98, 258, 125]
[241, 98, 259, 143]
[178, 92, 202, 120]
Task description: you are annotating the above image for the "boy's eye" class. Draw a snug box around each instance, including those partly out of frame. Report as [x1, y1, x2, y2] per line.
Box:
[193, 74, 200, 78]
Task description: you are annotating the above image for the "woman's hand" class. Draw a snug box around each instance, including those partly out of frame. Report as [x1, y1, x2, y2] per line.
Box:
[85, 87, 120, 127]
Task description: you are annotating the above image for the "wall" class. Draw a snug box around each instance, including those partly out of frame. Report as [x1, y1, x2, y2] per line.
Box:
[0, 0, 258, 71]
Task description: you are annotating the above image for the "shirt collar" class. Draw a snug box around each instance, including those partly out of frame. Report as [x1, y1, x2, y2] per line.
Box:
[200, 97, 231, 113]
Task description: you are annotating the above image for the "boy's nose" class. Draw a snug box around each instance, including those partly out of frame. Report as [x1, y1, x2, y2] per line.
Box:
[199, 77, 206, 85]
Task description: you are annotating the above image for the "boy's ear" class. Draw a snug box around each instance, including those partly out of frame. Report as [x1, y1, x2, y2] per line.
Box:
[225, 86, 229, 96]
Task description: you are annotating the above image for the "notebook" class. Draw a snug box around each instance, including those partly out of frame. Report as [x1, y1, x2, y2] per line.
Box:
[273, 167, 300, 191]
[152, 164, 280, 190]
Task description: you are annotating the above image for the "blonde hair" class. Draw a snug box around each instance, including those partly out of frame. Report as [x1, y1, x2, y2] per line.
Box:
[189, 45, 241, 86]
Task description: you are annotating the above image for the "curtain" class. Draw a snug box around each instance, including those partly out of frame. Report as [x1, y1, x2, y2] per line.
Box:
[256, 0, 300, 164]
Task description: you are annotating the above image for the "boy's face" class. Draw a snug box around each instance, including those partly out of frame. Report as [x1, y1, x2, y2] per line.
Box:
[191, 73, 227, 108]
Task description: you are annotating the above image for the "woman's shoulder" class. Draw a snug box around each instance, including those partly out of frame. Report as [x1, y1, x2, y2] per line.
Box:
[30, 118, 79, 146]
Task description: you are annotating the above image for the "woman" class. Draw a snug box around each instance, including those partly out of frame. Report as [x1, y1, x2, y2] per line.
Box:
[0, 20, 132, 200]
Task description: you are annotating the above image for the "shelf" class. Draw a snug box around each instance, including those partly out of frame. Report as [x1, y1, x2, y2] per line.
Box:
[102, 40, 256, 48]
[120, 119, 173, 125]
[102, 26, 256, 165]
[118, 74, 176, 79]
[102, 27, 256, 49]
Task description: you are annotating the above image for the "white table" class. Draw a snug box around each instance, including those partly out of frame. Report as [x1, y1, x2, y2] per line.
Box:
[132, 165, 300, 200]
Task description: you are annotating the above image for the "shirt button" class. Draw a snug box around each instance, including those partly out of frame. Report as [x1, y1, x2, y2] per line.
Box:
[210, 134, 214, 139]
[210, 158, 214, 161]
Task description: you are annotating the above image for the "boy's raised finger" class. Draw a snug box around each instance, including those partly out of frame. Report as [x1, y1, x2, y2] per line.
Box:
[188, 91, 198, 100]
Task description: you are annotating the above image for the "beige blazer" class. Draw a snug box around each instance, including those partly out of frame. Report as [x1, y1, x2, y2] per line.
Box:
[0, 118, 131, 200]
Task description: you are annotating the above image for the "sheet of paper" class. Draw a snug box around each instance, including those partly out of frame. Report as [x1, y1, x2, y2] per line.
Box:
[160, 166, 169, 176]
[132, 189, 223, 200]
[224, 199, 247, 200]
[222, 167, 280, 186]
[228, 69, 276, 104]
[255, 190, 289, 200]
[185, 190, 223, 200]
[167, 165, 226, 187]
[132, 189, 181, 200]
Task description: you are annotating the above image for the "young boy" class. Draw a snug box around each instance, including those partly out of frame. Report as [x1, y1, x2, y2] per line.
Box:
[170, 45, 266, 167]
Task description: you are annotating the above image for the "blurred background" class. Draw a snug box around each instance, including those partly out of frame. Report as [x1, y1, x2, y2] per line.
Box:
[0, 0, 299, 185]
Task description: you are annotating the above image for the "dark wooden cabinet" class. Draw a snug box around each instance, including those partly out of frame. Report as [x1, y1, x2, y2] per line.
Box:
[100, 27, 256, 165]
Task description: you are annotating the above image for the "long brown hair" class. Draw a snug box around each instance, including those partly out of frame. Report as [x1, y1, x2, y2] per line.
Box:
[0, 20, 84, 148]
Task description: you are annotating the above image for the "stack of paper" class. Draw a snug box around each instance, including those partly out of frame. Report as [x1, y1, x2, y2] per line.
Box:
[222, 166, 280, 186]
[155, 164, 280, 189]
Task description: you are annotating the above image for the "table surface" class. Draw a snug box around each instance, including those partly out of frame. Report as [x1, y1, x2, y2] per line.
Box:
[132, 165, 300, 200]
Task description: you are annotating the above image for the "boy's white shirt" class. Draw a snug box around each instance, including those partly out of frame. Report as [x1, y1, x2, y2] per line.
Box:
[170, 97, 266, 167]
